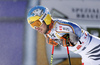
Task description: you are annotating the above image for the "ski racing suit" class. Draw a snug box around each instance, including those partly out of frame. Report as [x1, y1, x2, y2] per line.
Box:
[45, 19, 100, 65]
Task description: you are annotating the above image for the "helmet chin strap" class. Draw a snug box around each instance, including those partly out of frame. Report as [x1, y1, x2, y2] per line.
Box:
[44, 25, 49, 34]
[41, 20, 49, 34]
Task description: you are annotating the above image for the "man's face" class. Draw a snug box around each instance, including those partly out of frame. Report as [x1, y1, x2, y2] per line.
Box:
[35, 22, 47, 34]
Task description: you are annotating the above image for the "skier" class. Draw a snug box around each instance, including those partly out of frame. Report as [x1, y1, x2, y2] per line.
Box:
[27, 6, 100, 65]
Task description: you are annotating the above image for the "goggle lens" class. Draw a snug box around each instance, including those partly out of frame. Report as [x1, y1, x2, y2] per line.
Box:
[30, 20, 42, 29]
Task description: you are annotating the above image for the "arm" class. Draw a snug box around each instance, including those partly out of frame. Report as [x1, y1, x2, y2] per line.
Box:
[60, 33, 80, 47]
[45, 33, 79, 47]
[54, 20, 82, 47]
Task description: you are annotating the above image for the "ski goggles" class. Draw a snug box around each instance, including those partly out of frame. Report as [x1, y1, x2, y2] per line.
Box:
[30, 20, 42, 29]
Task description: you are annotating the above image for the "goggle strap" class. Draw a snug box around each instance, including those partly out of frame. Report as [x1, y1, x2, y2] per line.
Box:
[39, 13, 47, 23]
[39, 9, 48, 23]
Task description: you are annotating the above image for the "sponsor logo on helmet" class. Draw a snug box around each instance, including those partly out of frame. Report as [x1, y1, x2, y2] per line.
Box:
[31, 9, 43, 16]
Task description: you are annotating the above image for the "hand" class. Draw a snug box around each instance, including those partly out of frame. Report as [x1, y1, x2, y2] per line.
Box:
[46, 36, 58, 46]
[60, 33, 73, 47]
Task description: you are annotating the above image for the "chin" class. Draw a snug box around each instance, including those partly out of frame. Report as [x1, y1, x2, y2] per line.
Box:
[39, 30, 46, 34]
[40, 32, 44, 34]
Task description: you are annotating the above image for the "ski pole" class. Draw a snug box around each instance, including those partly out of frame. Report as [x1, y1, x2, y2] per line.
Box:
[66, 33, 71, 65]
[67, 46, 71, 65]
[50, 45, 54, 65]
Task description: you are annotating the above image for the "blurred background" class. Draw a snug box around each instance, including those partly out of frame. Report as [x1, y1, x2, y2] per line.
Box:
[0, 0, 100, 65]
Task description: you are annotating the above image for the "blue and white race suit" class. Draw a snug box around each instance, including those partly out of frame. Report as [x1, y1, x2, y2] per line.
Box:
[45, 19, 100, 65]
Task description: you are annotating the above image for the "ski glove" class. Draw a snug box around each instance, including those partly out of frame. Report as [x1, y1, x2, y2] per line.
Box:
[46, 36, 58, 46]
